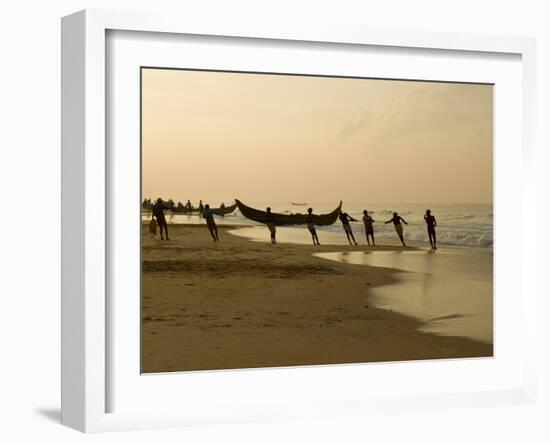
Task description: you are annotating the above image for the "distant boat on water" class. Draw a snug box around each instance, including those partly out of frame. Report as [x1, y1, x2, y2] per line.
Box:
[235, 199, 342, 226]
[144, 203, 237, 216]
[173, 203, 237, 216]
[290, 202, 308, 206]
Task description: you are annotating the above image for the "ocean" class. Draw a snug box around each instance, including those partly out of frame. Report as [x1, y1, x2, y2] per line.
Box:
[146, 202, 493, 249]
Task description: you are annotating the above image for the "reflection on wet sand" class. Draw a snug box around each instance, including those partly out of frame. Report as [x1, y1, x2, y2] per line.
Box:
[315, 250, 493, 343]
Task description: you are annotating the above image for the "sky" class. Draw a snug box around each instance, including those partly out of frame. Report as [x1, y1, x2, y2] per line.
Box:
[142, 68, 493, 206]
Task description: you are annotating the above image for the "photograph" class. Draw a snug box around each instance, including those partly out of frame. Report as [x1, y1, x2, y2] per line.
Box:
[140, 67, 493, 373]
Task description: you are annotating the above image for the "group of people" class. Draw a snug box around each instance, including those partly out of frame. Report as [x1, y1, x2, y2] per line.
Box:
[272, 208, 438, 249]
[149, 198, 438, 250]
[185, 199, 203, 213]
[333, 210, 411, 247]
[149, 198, 222, 242]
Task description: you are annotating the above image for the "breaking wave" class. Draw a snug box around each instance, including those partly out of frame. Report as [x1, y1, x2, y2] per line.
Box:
[159, 202, 493, 248]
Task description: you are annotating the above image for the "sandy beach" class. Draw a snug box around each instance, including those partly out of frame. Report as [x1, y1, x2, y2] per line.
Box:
[141, 223, 493, 373]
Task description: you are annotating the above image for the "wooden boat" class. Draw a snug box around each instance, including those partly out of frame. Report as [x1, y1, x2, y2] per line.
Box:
[211, 203, 237, 216]
[235, 199, 342, 226]
[171, 203, 237, 216]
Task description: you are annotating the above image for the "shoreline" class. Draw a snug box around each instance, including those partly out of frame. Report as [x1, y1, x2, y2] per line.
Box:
[141, 223, 493, 373]
[147, 216, 494, 249]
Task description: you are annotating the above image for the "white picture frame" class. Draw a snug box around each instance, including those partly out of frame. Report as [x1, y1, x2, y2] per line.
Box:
[61, 9, 537, 433]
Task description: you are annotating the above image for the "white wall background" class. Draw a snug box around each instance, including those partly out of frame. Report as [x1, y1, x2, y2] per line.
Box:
[0, 1, 547, 440]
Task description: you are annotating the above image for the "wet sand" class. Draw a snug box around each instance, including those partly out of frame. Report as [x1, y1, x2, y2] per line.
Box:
[315, 249, 493, 343]
[141, 224, 493, 373]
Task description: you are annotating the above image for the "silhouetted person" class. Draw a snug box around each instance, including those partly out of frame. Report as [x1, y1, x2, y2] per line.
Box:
[220, 202, 226, 209]
[339, 211, 358, 245]
[385, 212, 408, 246]
[362, 210, 375, 245]
[185, 199, 192, 211]
[148, 217, 157, 239]
[203, 204, 219, 242]
[151, 198, 169, 240]
[198, 200, 204, 218]
[266, 207, 276, 244]
[305, 208, 320, 245]
[424, 209, 437, 250]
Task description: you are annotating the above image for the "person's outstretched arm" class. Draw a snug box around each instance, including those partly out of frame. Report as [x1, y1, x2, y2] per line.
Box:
[349, 215, 358, 222]
[400, 217, 408, 225]
[385, 218, 392, 224]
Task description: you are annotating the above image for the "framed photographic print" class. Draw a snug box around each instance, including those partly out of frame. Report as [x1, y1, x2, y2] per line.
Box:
[61, 9, 537, 432]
